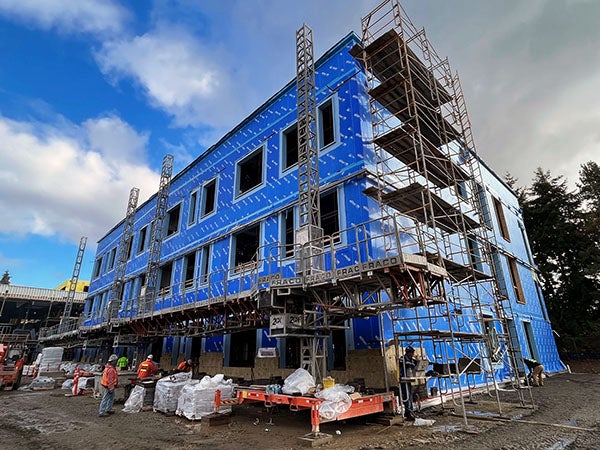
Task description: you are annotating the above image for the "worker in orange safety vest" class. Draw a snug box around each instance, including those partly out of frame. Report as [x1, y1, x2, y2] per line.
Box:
[99, 354, 119, 417]
[176, 359, 193, 373]
[137, 354, 158, 379]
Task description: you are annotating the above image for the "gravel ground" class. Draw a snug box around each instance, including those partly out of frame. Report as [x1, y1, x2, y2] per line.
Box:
[0, 366, 598, 450]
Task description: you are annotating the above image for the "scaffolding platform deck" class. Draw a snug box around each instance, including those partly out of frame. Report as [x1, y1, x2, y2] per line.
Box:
[365, 183, 479, 234]
[350, 29, 452, 106]
[374, 125, 469, 188]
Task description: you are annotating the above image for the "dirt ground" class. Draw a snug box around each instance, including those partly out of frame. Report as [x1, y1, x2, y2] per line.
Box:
[1, 363, 599, 450]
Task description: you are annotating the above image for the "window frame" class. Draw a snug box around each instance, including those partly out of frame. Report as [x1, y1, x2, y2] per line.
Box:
[492, 196, 511, 241]
[235, 146, 264, 198]
[232, 222, 261, 272]
[281, 122, 299, 171]
[164, 203, 182, 239]
[317, 95, 338, 150]
[506, 255, 526, 304]
[188, 190, 199, 226]
[200, 178, 217, 218]
[137, 226, 148, 255]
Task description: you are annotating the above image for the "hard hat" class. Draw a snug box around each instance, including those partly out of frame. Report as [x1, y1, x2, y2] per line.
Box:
[108, 354, 118, 362]
[405, 346, 415, 353]
[147, 354, 153, 360]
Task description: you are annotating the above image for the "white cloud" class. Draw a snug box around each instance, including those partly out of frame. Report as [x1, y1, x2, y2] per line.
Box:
[0, 114, 159, 244]
[95, 26, 244, 128]
[0, 0, 129, 36]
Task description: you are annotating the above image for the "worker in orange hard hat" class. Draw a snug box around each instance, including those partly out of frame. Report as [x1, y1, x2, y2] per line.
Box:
[137, 354, 158, 379]
[176, 359, 193, 373]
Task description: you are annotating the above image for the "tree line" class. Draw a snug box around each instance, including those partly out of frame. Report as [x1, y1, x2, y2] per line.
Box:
[507, 162, 600, 353]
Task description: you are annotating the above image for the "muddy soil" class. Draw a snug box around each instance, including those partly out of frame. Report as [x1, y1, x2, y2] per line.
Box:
[0, 367, 598, 450]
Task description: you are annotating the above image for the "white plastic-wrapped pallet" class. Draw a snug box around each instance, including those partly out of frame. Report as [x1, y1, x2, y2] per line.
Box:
[38, 347, 64, 374]
[176, 374, 235, 420]
[153, 372, 192, 414]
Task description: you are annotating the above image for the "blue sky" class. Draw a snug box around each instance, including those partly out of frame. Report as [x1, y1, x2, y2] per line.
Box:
[1, 0, 598, 288]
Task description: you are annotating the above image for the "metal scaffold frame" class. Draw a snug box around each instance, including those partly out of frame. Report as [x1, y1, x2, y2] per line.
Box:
[107, 187, 139, 325]
[354, 0, 533, 423]
[58, 236, 87, 335]
[141, 154, 174, 317]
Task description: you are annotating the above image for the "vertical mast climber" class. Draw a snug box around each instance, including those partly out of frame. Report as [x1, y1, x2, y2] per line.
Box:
[59, 236, 87, 334]
[295, 24, 326, 382]
[107, 187, 140, 326]
[142, 154, 174, 316]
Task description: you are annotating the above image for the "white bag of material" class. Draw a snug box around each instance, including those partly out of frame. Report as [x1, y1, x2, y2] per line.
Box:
[176, 374, 235, 420]
[30, 376, 56, 389]
[315, 385, 355, 420]
[61, 379, 74, 390]
[123, 385, 145, 413]
[38, 347, 64, 373]
[154, 372, 192, 413]
[282, 368, 315, 395]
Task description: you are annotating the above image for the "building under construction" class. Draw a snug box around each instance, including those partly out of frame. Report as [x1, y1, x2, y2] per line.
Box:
[41, 0, 563, 410]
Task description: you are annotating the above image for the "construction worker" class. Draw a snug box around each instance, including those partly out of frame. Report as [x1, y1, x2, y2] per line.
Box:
[176, 359, 193, 373]
[98, 354, 118, 417]
[117, 354, 129, 371]
[137, 354, 158, 379]
[399, 346, 417, 421]
[524, 357, 545, 386]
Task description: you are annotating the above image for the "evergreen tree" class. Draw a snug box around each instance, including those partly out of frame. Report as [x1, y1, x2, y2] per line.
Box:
[521, 169, 595, 335]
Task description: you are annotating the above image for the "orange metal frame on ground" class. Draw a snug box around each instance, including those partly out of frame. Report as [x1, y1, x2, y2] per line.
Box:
[215, 388, 396, 433]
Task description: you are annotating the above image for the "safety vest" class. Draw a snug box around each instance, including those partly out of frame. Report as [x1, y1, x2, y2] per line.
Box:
[137, 360, 156, 378]
[101, 364, 118, 389]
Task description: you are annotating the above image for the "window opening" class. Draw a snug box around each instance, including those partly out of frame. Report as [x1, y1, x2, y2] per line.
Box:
[507, 256, 525, 304]
[166, 204, 181, 237]
[137, 226, 148, 254]
[492, 196, 510, 241]
[199, 246, 211, 283]
[188, 191, 198, 225]
[234, 224, 260, 269]
[283, 124, 298, 169]
[159, 262, 173, 295]
[237, 148, 263, 195]
[320, 190, 340, 243]
[202, 179, 216, 216]
[184, 252, 196, 288]
[319, 100, 335, 148]
[229, 330, 256, 367]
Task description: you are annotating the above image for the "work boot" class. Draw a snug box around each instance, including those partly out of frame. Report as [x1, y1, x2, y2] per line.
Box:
[404, 414, 416, 422]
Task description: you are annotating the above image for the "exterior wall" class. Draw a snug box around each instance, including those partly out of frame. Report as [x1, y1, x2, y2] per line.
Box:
[83, 32, 563, 385]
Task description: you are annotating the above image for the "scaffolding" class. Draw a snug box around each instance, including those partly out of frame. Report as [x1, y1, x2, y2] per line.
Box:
[107, 187, 139, 326]
[352, 0, 533, 421]
[58, 236, 87, 335]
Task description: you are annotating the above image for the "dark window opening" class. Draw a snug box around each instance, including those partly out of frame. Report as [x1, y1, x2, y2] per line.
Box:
[467, 235, 482, 271]
[476, 184, 493, 227]
[283, 124, 298, 169]
[319, 100, 335, 148]
[229, 330, 256, 367]
[126, 237, 133, 260]
[237, 149, 263, 195]
[331, 329, 347, 370]
[202, 180, 216, 216]
[234, 224, 260, 269]
[200, 246, 211, 283]
[93, 257, 103, 278]
[83, 285, 89, 293]
[285, 337, 301, 369]
[320, 190, 340, 243]
[137, 226, 148, 254]
[283, 209, 295, 257]
[159, 262, 173, 295]
[492, 197, 510, 241]
[107, 248, 116, 271]
[184, 252, 196, 287]
[188, 191, 198, 225]
[457, 181, 468, 199]
[166, 204, 181, 237]
[507, 256, 525, 304]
